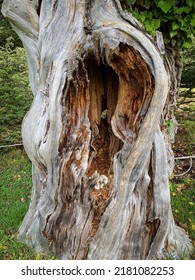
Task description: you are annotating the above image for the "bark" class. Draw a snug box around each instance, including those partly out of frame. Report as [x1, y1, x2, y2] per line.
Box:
[157, 33, 183, 176]
[2, 0, 193, 259]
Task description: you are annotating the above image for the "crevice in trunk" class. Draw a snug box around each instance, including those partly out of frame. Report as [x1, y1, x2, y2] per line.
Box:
[36, 0, 42, 16]
[86, 60, 121, 178]
[85, 59, 122, 241]
[143, 162, 161, 258]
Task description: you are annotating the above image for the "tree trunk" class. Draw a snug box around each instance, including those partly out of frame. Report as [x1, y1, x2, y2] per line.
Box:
[2, 0, 193, 259]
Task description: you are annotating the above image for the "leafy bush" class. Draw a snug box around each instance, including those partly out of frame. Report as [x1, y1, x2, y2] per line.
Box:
[182, 46, 195, 88]
[0, 37, 33, 145]
[0, 18, 22, 48]
[124, 0, 195, 48]
[178, 45, 195, 113]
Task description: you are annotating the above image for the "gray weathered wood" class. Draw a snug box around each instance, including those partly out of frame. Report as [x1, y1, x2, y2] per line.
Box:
[2, 0, 193, 259]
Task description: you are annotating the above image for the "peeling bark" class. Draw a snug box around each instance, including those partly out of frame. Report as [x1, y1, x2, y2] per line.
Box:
[2, 0, 193, 259]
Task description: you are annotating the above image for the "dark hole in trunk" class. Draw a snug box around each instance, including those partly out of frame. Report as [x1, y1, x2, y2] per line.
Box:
[83, 60, 123, 239]
[85, 60, 123, 179]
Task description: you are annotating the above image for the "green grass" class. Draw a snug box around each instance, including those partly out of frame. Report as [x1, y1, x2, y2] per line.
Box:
[0, 148, 35, 259]
[170, 178, 195, 241]
[170, 101, 195, 256]
[169, 177, 195, 260]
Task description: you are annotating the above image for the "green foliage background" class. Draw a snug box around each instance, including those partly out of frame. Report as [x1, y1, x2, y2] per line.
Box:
[182, 47, 195, 88]
[124, 0, 195, 48]
[0, 38, 32, 145]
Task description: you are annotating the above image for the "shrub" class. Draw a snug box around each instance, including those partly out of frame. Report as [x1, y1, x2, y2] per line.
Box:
[0, 38, 33, 145]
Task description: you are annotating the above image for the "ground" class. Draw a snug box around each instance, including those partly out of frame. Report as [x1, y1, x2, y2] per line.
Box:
[170, 101, 195, 256]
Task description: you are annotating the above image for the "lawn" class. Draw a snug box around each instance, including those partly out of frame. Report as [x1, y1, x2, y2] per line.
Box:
[170, 110, 195, 255]
[0, 148, 35, 259]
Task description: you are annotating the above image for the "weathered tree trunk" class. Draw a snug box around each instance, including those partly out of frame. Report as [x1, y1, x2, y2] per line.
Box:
[2, 0, 193, 259]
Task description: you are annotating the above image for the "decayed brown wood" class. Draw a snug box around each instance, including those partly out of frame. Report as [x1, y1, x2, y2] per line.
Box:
[2, 0, 193, 259]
